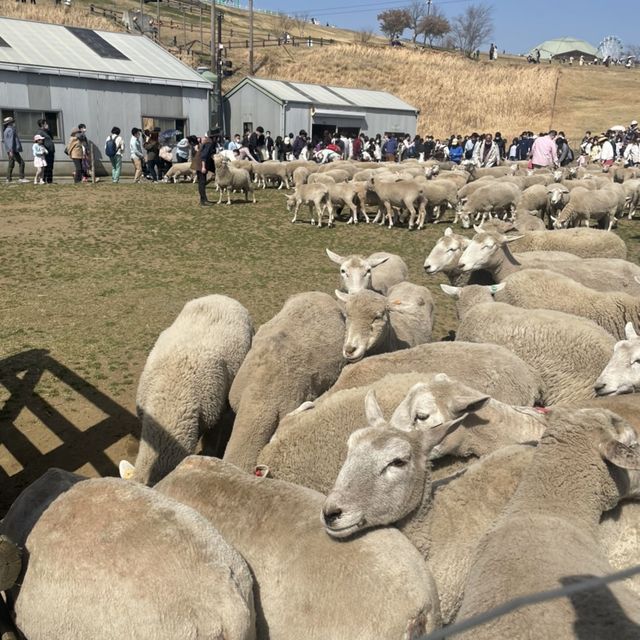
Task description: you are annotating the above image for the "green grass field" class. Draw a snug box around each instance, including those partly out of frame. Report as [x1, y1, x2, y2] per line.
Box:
[1, 178, 640, 511]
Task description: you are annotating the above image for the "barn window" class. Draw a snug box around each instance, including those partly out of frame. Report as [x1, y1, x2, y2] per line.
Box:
[0, 37, 10, 48]
[1, 110, 63, 142]
[66, 27, 129, 60]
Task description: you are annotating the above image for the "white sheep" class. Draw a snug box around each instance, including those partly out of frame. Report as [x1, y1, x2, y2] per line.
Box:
[4, 476, 256, 640]
[327, 340, 544, 406]
[494, 268, 640, 340]
[162, 162, 196, 183]
[516, 183, 548, 213]
[335, 281, 434, 362]
[292, 166, 309, 187]
[214, 156, 256, 205]
[458, 229, 640, 295]
[223, 291, 345, 471]
[455, 182, 522, 228]
[252, 161, 290, 189]
[366, 177, 426, 229]
[118, 295, 253, 486]
[325, 249, 408, 295]
[325, 182, 361, 224]
[451, 287, 617, 405]
[413, 178, 459, 226]
[553, 185, 619, 230]
[595, 322, 640, 396]
[454, 408, 640, 639]
[286, 184, 333, 227]
[156, 455, 443, 640]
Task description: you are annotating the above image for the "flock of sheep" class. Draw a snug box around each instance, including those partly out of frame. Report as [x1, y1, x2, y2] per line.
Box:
[208, 153, 640, 234]
[5, 156, 640, 639]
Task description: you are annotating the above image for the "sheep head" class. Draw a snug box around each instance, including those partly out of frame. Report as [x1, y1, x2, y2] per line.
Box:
[423, 228, 469, 275]
[321, 389, 466, 538]
[326, 249, 389, 294]
[595, 322, 640, 396]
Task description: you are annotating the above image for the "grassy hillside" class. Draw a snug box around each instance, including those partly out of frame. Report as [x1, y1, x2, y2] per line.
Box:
[4, 0, 640, 142]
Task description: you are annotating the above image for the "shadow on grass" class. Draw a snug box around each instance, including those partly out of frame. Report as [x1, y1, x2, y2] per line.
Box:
[0, 349, 138, 514]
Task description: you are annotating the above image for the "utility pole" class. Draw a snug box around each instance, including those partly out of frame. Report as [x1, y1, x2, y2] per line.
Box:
[426, 0, 432, 16]
[248, 0, 254, 75]
[211, 0, 217, 129]
[217, 12, 224, 134]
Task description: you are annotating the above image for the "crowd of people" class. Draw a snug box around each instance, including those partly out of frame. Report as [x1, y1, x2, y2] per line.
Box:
[4, 115, 640, 194]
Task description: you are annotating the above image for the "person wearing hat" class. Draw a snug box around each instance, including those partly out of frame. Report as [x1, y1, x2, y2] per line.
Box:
[32, 134, 48, 185]
[3, 116, 28, 183]
[625, 120, 639, 144]
[36, 118, 56, 183]
[66, 127, 85, 183]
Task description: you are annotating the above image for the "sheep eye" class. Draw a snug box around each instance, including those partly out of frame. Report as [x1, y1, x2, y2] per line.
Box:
[340, 269, 346, 275]
[366, 268, 372, 274]
[387, 458, 408, 469]
[414, 412, 430, 422]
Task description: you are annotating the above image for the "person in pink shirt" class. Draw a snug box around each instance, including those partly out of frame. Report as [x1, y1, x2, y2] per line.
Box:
[529, 130, 559, 169]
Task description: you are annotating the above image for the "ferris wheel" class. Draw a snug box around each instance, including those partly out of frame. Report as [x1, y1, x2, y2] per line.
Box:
[598, 35, 623, 60]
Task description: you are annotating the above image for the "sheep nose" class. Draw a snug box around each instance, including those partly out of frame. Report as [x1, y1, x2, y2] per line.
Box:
[423, 264, 431, 272]
[322, 506, 343, 526]
[344, 345, 356, 356]
[594, 381, 606, 393]
[458, 262, 466, 270]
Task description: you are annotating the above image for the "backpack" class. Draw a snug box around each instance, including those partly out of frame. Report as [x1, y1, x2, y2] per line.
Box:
[105, 136, 117, 158]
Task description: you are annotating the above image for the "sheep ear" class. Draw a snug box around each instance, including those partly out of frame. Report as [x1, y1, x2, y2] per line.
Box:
[368, 255, 390, 269]
[489, 283, 506, 295]
[600, 439, 640, 469]
[287, 401, 315, 417]
[634, 275, 640, 286]
[364, 389, 387, 428]
[503, 234, 524, 243]
[625, 322, 638, 340]
[444, 226, 453, 237]
[421, 414, 468, 454]
[440, 284, 461, 298]
[434, 373, 451, 382]
[326, 248, 345, 264]
[448, 390, 491, 418]
[550, 215, 558, 223]
[119, 460, 135, 480]
[335, 289, 349, 303]
[473, 224, 483, 233]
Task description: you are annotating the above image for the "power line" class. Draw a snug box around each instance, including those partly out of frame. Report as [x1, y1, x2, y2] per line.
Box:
[268, 0, 472, 16]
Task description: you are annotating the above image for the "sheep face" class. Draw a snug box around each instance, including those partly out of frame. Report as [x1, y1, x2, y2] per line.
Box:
[322, 391, 466, 538]
[390, 378, 490, 459]
[326, 250, 389, 294]
[336, 289, 389, 362]
[458, 211, 473, 229]
[285, 195, 296, 213]
[423, 228, 468, 274]
[595, 323, 640, 396]
[457, 232, 503, 272]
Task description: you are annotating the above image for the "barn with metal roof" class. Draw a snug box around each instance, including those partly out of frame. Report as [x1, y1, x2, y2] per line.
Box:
[223, 77, 419, 141]
[0, 17, 212, 170]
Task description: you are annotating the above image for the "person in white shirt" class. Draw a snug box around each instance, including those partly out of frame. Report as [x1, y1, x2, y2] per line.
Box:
[129, 128, 144, 183]
[624, 137, 640, 166]
[599, 135, 615, 169]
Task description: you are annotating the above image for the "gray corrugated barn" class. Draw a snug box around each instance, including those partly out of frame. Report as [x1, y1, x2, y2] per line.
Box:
[0, 17, 212, 174]
[223, 77, 418, 141]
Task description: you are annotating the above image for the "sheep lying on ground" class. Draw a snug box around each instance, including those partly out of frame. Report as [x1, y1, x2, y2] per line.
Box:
[494, 268, 640, 340]
[214, 156, 256, 205]
[458, 229, 640, 295]
[223, 292, 345, 471]
[326, 249, 408, 294]
[335, 282, 434, 362]
[595, 322, 640, 396]
[162, 162, 196, 183]
[5, 476, 256, 640]
[509, 226, 627, 259]
[455, 408, 640, 639]
[118, 295, 253, 486]
[327, 341, 544, 406]
[156, 455, 442, 640]
[286, 184, 333, 227]
[451, 286, 617, 405]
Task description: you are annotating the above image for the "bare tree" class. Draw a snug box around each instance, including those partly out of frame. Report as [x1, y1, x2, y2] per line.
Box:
[418, 6, 450, 47]
[450, 3, 493, 56]
[406, 0, 427, 43]
[354, 29, 375, 45]
[378, 8, 411, 41]
[293, 12, 309, 37]
[275, 12, 295, 39]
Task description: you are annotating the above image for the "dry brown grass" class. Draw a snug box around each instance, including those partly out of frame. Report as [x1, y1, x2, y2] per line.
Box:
[0, 0, 121, 31]
[255, 44, 559, 139]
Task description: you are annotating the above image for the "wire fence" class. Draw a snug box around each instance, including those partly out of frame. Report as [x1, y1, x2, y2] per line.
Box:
[420, 563, 640, 640]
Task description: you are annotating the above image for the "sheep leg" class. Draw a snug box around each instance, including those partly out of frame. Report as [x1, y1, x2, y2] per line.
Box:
[315, 200, 324, 228]
[417, 201, 428, 229]
[291, 201, 300, 224]
[348, 200, 358, 224]
[326, 200, 334, 227]
[385, 202, 394, 229]
[217, 187, 223, 205]
[226, 187, 232, 205]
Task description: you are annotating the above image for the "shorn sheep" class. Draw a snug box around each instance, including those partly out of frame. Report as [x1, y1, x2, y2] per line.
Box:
[214, 156, 256, 205]
[335, 282, 434, 362]
[286, 184, 333, 227]
[156, 455, 443, 640]
[454, 408, 640, 640]
[325, 249, 409, 295]
[119, 295, 253, 486]
[553, 185, 619, 230]
[223, 291, 345, 471]
[4, 476, 256, 640]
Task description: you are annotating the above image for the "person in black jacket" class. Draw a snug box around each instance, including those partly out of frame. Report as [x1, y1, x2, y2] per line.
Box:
[292, 130, 308, 159]
[196, 128, 219, 206]
[248, 126, 264, 162]
[36, 118, 56, 184]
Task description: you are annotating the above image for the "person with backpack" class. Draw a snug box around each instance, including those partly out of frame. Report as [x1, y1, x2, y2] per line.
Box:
[105, 127, 124, 183]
